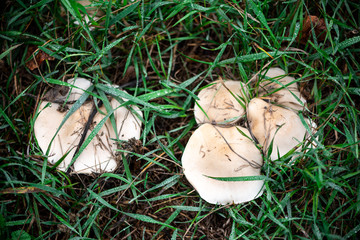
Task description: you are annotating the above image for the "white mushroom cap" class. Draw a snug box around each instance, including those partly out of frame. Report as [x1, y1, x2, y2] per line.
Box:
[257, 67, 306, 111]
[78, 0, 104, 17]
[35, 101, 93, 172]
[194, 80, 248, 124]
[34, 79, 142, 174]
[182, 123, 264, 205]
[72, 0, 105, 30]
[247, 98, 313, 161]
[67, 77, 92, 101]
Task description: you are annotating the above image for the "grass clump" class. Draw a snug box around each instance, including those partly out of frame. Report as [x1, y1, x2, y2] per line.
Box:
[1, 0, 359, 239]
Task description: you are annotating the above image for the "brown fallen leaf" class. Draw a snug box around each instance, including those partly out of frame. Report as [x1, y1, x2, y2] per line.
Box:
[0, 186, 47, 194]
[26, 45, 55, 70]
[297, 15, 327, 44]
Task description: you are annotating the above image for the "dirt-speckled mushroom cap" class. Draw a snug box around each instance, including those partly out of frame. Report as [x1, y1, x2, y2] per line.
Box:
[194, 80, 248, 124]
[34, 86, 142, 174]
[181, 123, 264, 205]
[247, 98, 313, 161]
[72, 98, 142, 173]
[257, 67, 306, 111]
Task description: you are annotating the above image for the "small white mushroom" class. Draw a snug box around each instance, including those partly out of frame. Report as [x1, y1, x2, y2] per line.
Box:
[257, 67, 306, 111]
[34, 78, 142, 174]
[64, 0, 104, 30]
[194, 80, 248, 124]
[247, 98, 314, 161]
[78, 0, 104, 16]
[181, 123, 264, 205]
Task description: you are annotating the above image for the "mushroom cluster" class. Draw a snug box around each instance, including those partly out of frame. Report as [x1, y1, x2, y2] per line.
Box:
[34, 78, 142, 174]
[182, 68, 316, 205]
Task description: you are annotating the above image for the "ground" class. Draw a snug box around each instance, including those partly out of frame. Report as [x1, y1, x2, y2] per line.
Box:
[0, 0, 360, 239]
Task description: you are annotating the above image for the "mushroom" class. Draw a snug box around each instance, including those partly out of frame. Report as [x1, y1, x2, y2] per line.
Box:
[78, 0, 104, 25]
[34, 78, 142, 174]
[247, 98, 314, 161]
[256, 67, 306, 111]
[194, 80, 248, 124]
[78, 0, 104, 16]
[61, 0, 105, 30]
[181, 123, 264, 205]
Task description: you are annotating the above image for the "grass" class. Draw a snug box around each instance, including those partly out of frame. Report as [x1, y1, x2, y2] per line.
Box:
[1, 0, 359, 239]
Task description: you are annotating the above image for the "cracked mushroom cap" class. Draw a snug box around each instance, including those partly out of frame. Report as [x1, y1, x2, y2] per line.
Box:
[257, 67, 306, 111]
[194, 80, 248, 124]
[34, 78, 142, 174]
[182, 123, 264, 205]
[247, 98, 314, 161]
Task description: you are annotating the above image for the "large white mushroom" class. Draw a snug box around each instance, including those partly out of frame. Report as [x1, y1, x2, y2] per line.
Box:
[256, 67, 306, 111]
[194, 80, 248, 124]
[181, 123, 264, 205]
[247, 98, 315, 161]
[34, 78, 142, 174]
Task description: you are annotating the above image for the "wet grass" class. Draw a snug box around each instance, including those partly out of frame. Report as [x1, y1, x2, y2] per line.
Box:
[1, 0, 359, 239]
